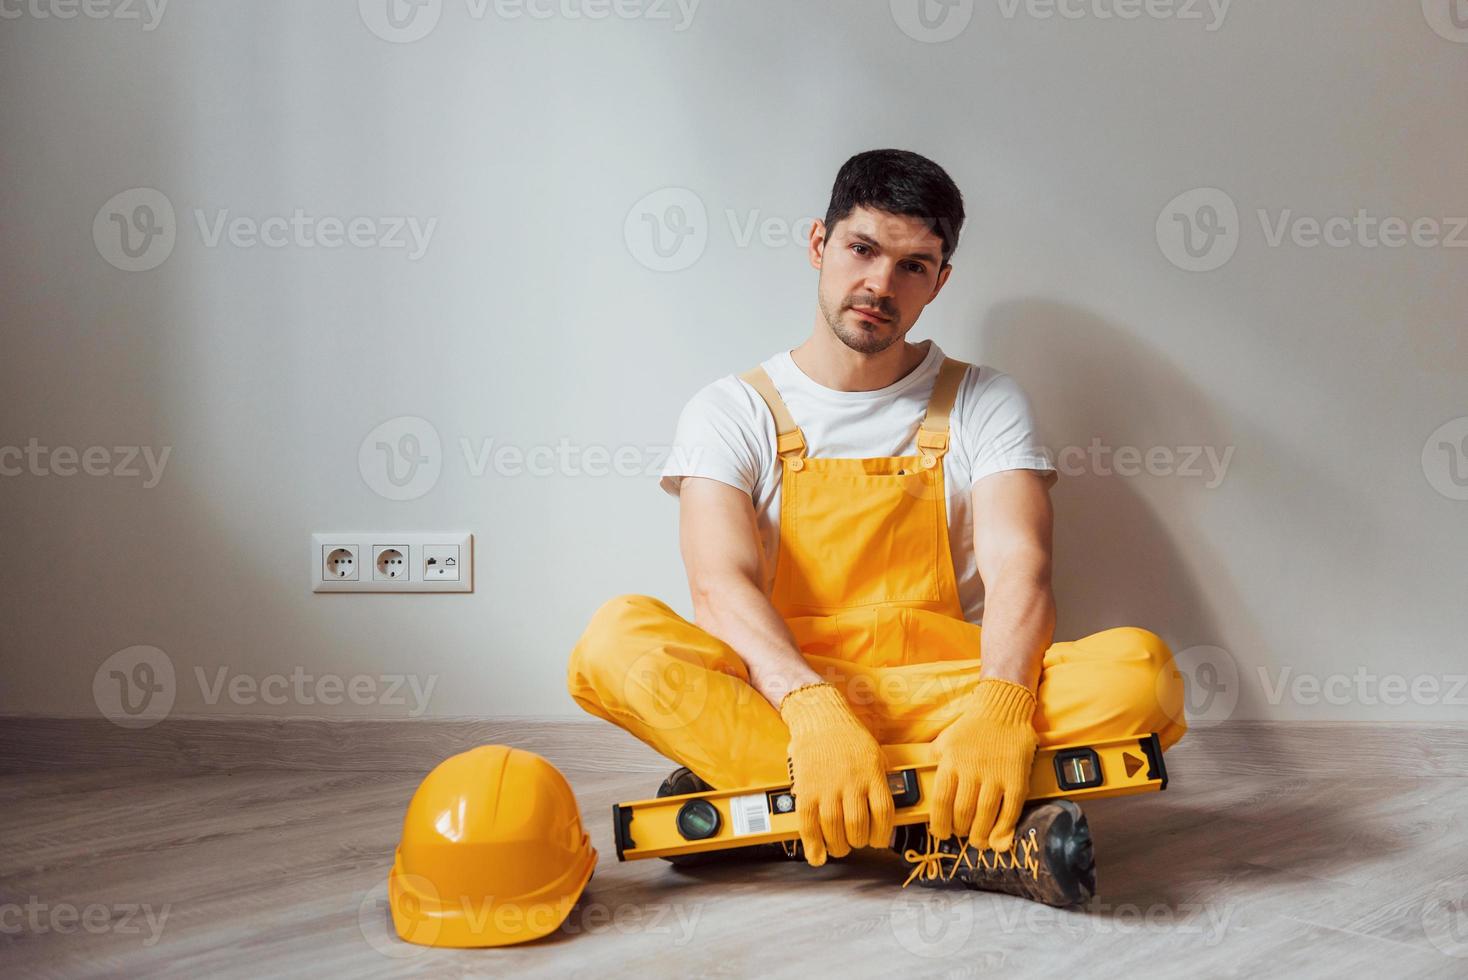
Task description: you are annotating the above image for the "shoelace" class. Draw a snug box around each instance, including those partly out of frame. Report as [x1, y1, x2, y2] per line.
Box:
[900, 825, 1041, 889]
[901, 833, 973, 887]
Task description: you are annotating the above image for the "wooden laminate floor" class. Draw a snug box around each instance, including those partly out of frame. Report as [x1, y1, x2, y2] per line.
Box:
[2, 761, 1466, 978]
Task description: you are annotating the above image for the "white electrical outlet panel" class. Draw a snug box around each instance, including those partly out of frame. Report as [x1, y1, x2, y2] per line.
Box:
[311, 532, 473, 593]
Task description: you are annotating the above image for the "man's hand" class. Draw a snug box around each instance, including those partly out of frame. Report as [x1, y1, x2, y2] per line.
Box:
[778, 682, 896, 866]
[927, 677, 1038, 852]
[929, 467, 1054, 852]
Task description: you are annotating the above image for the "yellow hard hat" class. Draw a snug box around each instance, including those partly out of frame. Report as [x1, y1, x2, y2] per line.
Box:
[389, 744, 597, 948]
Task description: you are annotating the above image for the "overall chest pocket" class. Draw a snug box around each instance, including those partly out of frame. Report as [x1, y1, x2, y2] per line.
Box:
[774, 465, 944, 613]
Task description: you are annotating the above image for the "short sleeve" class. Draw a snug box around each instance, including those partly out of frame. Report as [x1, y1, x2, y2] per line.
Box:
[957, 369, 1057, 489]
[658, 377, 768, 498]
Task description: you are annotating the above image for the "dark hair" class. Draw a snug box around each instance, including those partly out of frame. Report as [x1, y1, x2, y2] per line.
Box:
[823, 149, 966, 267]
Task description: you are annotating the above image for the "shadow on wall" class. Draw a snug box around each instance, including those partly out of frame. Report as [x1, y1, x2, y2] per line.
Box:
[977, 300, 1284, 750]
[978, 298, 1412, 730]
[978, 300, 1237, 651]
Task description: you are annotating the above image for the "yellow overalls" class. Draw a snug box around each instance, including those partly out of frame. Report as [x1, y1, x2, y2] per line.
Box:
[568, 356, 1187, 790]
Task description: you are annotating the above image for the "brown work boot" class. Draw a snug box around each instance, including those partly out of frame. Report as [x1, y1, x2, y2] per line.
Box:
[892, 800, 1095, 907]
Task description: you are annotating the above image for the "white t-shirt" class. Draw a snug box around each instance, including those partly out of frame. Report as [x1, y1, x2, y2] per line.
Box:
[658, 340, 1057, 625]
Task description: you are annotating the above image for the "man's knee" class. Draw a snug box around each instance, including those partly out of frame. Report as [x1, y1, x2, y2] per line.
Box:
[1105, 626, 1187, 741]
[567, 593, 662, 688]
[583, 593, 664, 641]
[569, 589, 684, 689]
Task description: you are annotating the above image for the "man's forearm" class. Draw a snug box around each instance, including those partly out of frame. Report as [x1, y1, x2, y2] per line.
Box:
[689, 573, 823, 708]
[976, 558, 1055, 691]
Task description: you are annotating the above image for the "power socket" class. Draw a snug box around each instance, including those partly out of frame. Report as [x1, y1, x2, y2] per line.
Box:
[311, 533, 473, 593]
[323, 545, 359, 581]
[373, 545, 409, 581]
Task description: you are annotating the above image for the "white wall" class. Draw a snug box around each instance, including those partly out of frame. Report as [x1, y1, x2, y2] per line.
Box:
[1, 0, 1464, 724]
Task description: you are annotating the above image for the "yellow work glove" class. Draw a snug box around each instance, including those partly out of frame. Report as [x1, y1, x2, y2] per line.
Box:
[778, 681, 896, 867]
[928, 677, 1039, 852]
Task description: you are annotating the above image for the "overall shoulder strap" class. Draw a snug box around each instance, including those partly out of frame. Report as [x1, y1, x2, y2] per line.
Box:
[738, 366, 807, 459]
[916, 357, 970, 457]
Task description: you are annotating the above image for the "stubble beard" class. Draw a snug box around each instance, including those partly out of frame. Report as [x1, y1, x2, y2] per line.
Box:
[822, 292, 898, 356]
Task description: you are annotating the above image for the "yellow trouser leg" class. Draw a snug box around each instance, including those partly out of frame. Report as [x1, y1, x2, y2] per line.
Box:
[567, 594, 1188, 792]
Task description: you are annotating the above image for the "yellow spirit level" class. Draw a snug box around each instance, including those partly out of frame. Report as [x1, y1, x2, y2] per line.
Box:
[612, 733, 1166, 862]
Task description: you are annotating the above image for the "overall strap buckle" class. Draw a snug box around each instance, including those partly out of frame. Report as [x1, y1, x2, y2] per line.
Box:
[916, 428, 950, 455]
[776, 429, 808, 458]
[916, 357, 970, 458]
